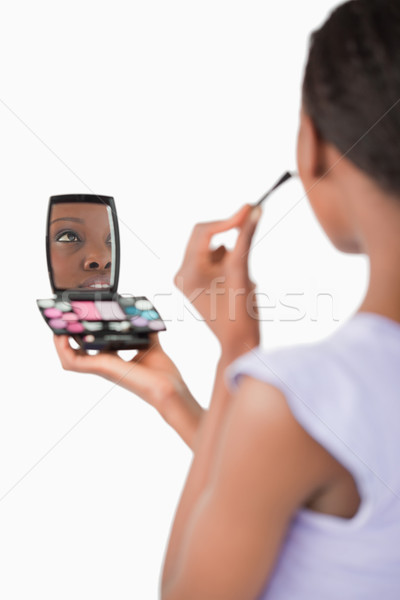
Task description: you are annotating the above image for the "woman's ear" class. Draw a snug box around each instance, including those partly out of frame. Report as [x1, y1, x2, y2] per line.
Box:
[297, 108, 324, 181]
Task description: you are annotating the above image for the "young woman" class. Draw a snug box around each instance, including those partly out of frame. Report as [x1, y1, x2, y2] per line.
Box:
[54, 1, 400, 597]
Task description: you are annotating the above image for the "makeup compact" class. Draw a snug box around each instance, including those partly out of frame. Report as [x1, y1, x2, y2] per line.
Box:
[37, 194, 166, 350]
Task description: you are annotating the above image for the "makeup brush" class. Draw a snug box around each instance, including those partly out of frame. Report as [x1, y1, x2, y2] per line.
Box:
[252, 171, 297, 208]
[212, 171, 297, 251]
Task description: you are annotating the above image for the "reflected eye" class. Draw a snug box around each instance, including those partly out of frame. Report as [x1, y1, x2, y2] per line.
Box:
[105, 233, 112, 246]
[56, 230, 81, 243]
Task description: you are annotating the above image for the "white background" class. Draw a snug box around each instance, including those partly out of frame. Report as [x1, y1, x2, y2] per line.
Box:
[0, 1, 369, 598]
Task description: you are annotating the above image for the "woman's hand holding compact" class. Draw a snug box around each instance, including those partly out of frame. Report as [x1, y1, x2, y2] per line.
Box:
[53, 333, 203, 448]
[174, 204, 262, 363]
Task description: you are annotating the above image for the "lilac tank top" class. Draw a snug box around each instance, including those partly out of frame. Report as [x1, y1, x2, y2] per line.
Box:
[226, 312, 400, 599]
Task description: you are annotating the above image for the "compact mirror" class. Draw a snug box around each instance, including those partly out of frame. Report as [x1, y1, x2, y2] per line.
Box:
[38, 193, 166, 351]
[46, 194, 119, 293]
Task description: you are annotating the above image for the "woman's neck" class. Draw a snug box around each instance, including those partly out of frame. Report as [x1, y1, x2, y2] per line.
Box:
[356, 192, 400, 323]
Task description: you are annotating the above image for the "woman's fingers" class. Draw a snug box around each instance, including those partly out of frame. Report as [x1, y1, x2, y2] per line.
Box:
[210, 245, 227, 264]
[53, 334, 162, 372]
[52, 334, 189, 414]
[174, 205, 253, 291]
[53, 335, 90, 372]
[53, 335, 153, 394]
[231, 205, 262, 265]
[53, 335, 115, 375]
[184, 204, 252, 259]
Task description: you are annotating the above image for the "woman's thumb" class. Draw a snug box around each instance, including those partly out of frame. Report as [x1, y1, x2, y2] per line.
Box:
[233, 206, 262, 262]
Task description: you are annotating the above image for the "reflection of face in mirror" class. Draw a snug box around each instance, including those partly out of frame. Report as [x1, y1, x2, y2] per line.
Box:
[49, 203, 113, 289]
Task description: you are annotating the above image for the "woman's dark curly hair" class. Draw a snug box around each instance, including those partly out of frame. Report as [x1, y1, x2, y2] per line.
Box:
[302, 0, 400, 196]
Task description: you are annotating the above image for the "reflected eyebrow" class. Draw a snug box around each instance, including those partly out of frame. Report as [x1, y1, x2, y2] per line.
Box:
[50, 217, 85, 225]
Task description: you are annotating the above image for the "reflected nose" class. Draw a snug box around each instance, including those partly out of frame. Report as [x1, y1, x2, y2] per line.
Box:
[83, 248, 111, 271]
[84, 259, 112, 270]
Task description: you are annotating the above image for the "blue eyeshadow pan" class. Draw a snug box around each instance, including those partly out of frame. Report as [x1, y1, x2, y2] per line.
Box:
[123, 306, 141, 316]
[141, 310, 159, 320]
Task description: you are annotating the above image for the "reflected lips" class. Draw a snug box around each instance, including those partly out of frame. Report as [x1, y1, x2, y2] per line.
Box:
[78, 275, 111, 289]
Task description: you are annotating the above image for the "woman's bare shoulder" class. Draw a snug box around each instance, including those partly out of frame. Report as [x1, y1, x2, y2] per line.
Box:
[225, 375, 348, 495]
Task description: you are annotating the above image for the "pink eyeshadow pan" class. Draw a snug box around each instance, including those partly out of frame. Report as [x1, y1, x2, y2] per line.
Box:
[67, 322, 85, 334]
[71, 301, 101, 321]
[62, 312, 79, 322]
[44, 308, 63, 319]
[49, 318, 67, 329]
[95, 301, 126, 320]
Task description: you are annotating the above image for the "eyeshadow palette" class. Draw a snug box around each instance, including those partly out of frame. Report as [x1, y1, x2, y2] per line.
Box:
[37, 193, 167, 351]
[37, 295, 166, 350]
